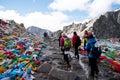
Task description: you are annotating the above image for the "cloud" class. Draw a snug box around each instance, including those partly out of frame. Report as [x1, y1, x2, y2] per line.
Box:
[88, 0, 113, 18]
[24, 11, 69, 31]
[0, 10, 69, 31]
[49, 0, 89, 11]
[87, 0, 120, 18]
[114, 0, 120, 4]
[0, 10, 23, 21]
[49, 0, 120, 20]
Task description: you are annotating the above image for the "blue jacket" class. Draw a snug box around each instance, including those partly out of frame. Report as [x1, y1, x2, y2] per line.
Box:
[84, 37, 96, 58]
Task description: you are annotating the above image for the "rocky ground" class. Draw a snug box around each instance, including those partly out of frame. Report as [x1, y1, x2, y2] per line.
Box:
[34, 38, 120, 80]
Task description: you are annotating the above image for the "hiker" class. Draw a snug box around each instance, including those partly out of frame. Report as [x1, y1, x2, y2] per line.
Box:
[84, 32, 101, 78]
[60, 33, 71, 67]
[58, 32, 62, 47]
[83, 30, 89, 47]
[72, 32, 81, 60]
[43, 32, 48, 38]
[43, 32, 50, 42]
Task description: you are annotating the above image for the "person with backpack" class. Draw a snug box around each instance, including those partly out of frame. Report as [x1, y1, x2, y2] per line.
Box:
[83, 30, 89, 47]
[60, 33, 71, 68]
[43, 32, 49, 42]
[58, 32, 62, 47]
[72, 32, 81, 60]
[84, 32, 101, 79]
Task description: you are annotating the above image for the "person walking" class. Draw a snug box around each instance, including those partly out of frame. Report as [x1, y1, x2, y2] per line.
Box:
[72, 32, 81, 60]
[83, 30, 89, 47]
[60, 33, 71, 68]
[84, 32, 100, 79]
[58, 32, 62, 47]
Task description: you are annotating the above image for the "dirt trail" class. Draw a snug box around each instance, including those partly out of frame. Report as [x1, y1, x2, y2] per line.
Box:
[34, 38, 120, 80]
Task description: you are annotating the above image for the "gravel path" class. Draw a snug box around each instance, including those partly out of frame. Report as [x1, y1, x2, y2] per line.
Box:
[34, 39, 120, 80]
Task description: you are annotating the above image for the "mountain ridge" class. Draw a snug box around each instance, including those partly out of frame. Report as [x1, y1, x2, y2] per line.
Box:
[27, 26, 53, 36]
[61, 9, 120, 39]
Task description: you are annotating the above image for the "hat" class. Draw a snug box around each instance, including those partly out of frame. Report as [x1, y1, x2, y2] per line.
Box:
[73, 32, 77, 35]
[84, 30, 88, 34]
[88, 32, 93, 38]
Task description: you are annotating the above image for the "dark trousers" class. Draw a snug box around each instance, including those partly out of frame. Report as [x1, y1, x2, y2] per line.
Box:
[61, 47, 65, 55]
[84, 39, 87, 47]
[75, 46, 79, 60]
[89, 58, 99, 77]
[58, 37, 61, 47]
[61, 48, 70, 66]
[64, 54, 70, 66]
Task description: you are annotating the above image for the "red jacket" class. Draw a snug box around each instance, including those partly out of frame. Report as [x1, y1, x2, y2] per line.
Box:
[72, 35, 80, 46]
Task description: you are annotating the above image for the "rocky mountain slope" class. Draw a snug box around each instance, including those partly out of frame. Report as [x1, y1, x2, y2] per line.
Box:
[62, 9, 120, 39]
[27, 26, 53, 36]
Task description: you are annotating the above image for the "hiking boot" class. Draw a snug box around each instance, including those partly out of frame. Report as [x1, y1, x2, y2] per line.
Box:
[77, 57, 79, 61]
[95, 72, 100, 79]
[95, 74, 98, 78]
[67, 65, 71, 71]
[67, 64, 71, 68]
[88, 73, 94, 80]
[89, 76, 94, 80]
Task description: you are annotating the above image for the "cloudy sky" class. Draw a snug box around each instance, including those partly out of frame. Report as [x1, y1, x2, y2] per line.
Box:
[0, 0, 120, 32]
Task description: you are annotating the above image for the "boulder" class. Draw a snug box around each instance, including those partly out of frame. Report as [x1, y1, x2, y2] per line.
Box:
[37, 62, 52, 73]
[48, 67, 81, 80]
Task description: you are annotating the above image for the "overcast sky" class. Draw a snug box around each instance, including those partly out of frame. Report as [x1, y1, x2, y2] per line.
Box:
[0, 0, 120, 31]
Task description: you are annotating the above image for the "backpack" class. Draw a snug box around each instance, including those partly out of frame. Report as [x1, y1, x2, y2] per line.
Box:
[90, 42, 102, 58]
[75, 36, 81, 46]
[64, 38, 71, 50]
